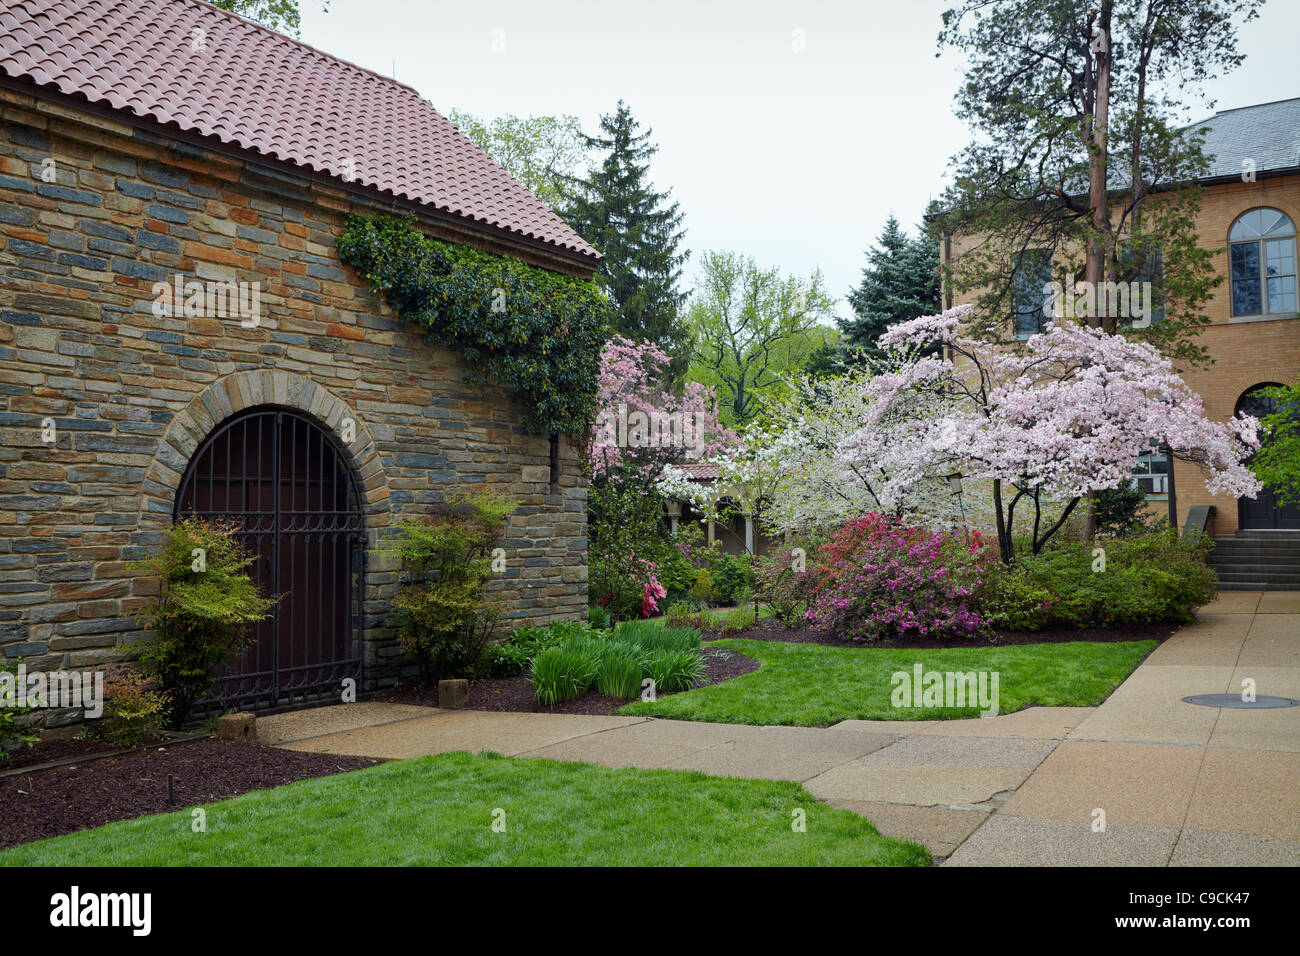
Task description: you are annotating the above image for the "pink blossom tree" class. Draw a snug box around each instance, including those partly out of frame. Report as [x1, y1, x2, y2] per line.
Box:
[587, 335, 735, 488]
[838, 305, 1262, 564]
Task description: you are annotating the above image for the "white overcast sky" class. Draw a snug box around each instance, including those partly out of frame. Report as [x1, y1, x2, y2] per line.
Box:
[299, 0, 1298, 317]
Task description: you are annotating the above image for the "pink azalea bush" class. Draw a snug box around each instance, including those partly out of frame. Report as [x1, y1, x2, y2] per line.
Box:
[804, 514, 985, 642]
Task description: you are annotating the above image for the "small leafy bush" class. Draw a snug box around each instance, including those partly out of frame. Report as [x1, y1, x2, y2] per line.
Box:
[664, 601, 704, 629]
[91, 664, 168, 748]
[386, 488, 517, 687]
[0, 657, 40, 760]
[975, 564, 1055, 631]
[689, 568, 716, 603]
[709, 552, 754, 605]
[587, 605, 612, 630]
[130, 518, 278, 727]
[475, 624, 561, 678]
[714, 608, 756, 637]
[754, 547, 817, 628]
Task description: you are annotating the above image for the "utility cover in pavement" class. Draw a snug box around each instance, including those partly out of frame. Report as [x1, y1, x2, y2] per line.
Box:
[1182, 694, 1300, 709]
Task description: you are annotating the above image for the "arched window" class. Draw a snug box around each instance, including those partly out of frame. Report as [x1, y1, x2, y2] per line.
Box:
[1229, 208, 1297, 317]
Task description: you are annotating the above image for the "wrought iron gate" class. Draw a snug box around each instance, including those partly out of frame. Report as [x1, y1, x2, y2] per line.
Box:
[174, 407, 365, 714]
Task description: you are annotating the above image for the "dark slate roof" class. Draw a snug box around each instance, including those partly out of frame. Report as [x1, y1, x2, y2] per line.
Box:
[0, 0, 600, 263]
[1186, 97, 1300, 179]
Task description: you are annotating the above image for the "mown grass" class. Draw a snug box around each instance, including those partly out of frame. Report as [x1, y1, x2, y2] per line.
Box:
[620, 638, 1156, 726]
[0, 751, 930, 867]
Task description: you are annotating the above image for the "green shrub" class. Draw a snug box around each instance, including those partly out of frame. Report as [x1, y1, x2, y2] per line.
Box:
[753, 548, 816, 628]
[129, 518, 278, 727]
[999, 529, 1216, 628]
[1093, 484, 1157, 537]
[709, 552, 755, 605]
[0, 657, 39, 760]
[384, 488, 517, 687]
[689, 568, 715, 603]
[714, 608, 756, 637]
[474, 623, 564, 678]
[976, 564, 1055, 631]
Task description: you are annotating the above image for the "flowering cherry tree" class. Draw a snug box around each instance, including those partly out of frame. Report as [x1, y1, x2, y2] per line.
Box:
[588, 335, 734, 487]
[838, 305, 1262, 563]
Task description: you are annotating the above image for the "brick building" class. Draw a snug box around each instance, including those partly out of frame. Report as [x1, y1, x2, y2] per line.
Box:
[940, 98, 1300, 558]
[0, 0, 599, 717]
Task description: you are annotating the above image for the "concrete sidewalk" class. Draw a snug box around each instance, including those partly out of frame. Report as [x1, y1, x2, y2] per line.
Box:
[946, 590, 1300, 866]
[259, 591, 1298, 865]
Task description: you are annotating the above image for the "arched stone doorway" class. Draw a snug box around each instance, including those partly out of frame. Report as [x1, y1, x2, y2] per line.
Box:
[175, 406, 366, 713]
[1236, 383, 1300, 530]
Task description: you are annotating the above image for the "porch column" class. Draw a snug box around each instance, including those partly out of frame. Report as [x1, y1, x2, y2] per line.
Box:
[744, 515, 754, 555]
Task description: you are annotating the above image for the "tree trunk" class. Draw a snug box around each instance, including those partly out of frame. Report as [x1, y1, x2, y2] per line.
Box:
[1084, 0, 1113, 333]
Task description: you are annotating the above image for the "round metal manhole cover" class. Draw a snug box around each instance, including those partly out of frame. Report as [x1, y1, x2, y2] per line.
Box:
[1182, 694, 1300, 709]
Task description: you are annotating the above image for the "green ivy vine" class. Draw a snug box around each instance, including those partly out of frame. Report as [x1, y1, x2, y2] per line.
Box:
[335, 214, 607, 434]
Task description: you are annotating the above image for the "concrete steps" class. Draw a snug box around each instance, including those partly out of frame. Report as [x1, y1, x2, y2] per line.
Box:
[1208, 531, 1300, 590]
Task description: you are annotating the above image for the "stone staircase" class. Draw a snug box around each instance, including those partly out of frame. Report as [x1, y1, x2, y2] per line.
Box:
[1207, 530, 1300, 590]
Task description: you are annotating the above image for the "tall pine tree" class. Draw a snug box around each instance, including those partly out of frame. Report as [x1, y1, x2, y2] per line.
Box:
[561, 101, 691, 379]
[839, 215, 941, 362]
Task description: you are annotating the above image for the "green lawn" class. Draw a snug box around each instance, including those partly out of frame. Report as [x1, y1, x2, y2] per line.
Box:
[620, 638, 1156, 726]
[0, 751, 929, 867]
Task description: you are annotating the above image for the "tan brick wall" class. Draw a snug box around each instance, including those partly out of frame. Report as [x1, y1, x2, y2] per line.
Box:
[0, 84, 591, 718]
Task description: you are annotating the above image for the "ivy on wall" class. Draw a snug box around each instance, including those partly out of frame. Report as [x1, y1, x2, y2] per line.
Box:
[336, 214, 608, 435]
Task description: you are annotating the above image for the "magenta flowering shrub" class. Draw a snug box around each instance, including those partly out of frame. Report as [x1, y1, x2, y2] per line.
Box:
[804, 514, 985, 642]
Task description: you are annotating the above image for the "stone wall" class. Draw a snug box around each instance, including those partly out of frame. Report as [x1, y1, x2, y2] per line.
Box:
[0, 83, 590, 716]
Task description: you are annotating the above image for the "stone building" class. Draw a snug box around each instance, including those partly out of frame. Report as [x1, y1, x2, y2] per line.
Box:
[0, 0, 600, 716]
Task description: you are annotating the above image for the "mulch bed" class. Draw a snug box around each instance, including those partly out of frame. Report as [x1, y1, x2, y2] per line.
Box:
[0, 736, 120, 773]
[700, 619, 1180, 649]
[0, 739, 380, 851]
[378, 645, 761, 716]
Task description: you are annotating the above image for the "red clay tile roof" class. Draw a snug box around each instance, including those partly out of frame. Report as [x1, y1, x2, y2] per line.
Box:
[0, 0, 600, 262]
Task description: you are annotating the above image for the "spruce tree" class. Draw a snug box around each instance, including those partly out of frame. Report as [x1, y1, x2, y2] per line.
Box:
[561, 101, 691, 379]
[839, 215, 941, 362]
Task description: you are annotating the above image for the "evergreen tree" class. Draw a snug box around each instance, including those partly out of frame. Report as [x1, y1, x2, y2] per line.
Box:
[561, 102, 691, 379]
[838, 215, 941, 361]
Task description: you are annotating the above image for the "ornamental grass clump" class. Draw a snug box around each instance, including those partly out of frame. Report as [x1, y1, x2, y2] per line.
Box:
[805, 513, 984, 643]
[528, 620, 705, 705]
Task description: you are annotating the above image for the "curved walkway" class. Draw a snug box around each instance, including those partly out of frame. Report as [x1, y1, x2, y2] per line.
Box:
[258, 591, 1299, 866]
